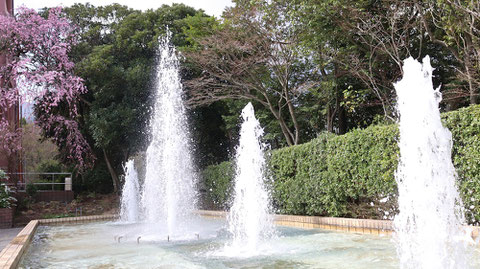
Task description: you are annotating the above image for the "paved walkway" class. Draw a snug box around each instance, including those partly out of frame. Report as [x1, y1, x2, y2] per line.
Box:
[0, 227, 23, 251]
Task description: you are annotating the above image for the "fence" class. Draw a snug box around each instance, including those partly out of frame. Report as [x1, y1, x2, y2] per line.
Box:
[3, 172, 72, 191]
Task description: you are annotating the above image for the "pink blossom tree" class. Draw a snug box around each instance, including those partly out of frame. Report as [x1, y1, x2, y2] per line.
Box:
[0, 7, 93, 169]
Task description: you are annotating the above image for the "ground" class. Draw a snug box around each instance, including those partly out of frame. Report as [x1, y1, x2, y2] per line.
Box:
[14, 193, 119, 227]
[0, 227, 22, 250]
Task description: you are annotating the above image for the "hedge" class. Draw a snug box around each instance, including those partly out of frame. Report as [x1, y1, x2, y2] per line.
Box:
[202, 161, 235, 210]
[201, 105, 480, 223]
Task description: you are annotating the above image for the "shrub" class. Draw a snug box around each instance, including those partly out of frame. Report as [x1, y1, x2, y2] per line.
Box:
[0, 170, 15, 208]
[26, 183, 38, 198]
[0, 184, 16, 209]
[270, 125, 399, 218]
[201, 105, 480, 223]
[36, 159, 63, 174]
[35, 159, 67, 191]
[442, 105, 480, 224]
[202, 161, 234, 209]
[74, 161, 114, 194]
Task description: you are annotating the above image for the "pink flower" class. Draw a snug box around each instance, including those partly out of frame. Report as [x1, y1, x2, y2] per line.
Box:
[0, 7, 94, 169]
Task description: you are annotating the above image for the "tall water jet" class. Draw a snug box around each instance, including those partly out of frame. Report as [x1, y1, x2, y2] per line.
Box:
[120, 160, 140, 223]
[226, 102, 275, 255]
[394, 56, 470, 269]
[141, 31, 197, 235]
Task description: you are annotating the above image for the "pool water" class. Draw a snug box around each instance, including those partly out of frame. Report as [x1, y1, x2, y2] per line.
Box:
[18, 218, 479, 269]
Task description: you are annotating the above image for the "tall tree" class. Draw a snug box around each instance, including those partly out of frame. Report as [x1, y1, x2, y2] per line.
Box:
[185, 1, 319, 146]
[0, 7, 93, 171]
[417, 0, 480, 105]
[61, 3, 213, 192]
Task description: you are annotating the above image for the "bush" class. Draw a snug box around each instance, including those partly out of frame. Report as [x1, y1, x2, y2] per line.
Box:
[26, 183, 38, 198]
[36, 159, 63, 174]
[270, 125, 399, 218]
[201, 105, 480, 222]
[202, 161, 234, 209]
[35, 159, 67, 191]
[74, 161, 113, 194]
[442, 105, 480, 223]
[0, 184, 16, 209]
[0, 169, 15, 209]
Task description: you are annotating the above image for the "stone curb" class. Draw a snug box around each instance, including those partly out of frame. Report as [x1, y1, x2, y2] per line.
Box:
[0, 220, 38, 269]
[195, 210, 480, 239]
[196, 210, 393, 235]
[0, 214, 117, 269]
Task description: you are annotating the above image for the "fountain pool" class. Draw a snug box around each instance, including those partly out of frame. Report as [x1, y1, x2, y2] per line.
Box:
[14, 35, 480, 269]
[17, 218, 458, 269]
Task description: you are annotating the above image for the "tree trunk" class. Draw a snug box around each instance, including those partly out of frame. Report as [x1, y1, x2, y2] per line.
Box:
[103, 149, 120, 194]
[263, 100, 295, 146]
[326, 106, 334, 133]
[466, 64, 477, 105]
[277, 116, 294, 146]
[337, 90, 347, 135]
[338, 106, 347, 135]
[285, 94, 300, 145]
[469, 82, 476, 105]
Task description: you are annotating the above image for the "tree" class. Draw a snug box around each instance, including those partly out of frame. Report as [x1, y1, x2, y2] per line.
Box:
[21, 122, 59, 173]
[285, 0, 465, 127]
[185, 1, 319, 146]
[61, 3, 213, 192]
[0, 7, 93, 171]
[416, 0, 480, 105]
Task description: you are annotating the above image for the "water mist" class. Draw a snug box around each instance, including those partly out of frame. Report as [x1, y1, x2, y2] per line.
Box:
[120, 159, 140, 223]
[140, 31, 197, 236]
[226, 102, 275, 256]
[394, 56, 471, 269]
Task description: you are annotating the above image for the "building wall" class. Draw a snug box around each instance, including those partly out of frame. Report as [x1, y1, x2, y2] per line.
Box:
[0, 0, 22, 182]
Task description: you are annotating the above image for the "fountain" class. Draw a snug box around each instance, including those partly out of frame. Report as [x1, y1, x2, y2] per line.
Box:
[119, 159, 140, 223]
[17, 40, 480, 269]
[140, 30, 197, 236]
[225, 102, 275, 255]
[393, 56, 471, 269]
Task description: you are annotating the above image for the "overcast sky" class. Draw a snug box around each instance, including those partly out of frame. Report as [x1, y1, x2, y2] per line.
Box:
[14, 0, 233, 17]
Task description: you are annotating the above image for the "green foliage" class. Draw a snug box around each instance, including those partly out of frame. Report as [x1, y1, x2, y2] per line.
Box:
[62, 3, 214, 192]
[0, 170, 15, 208]
[202, 105, 480, 222]
[26, 183, 38, 198]
[36, 159, 63, 174]
[0, 183, 16, 209]
[42, 213, 75, 219]
[442, 105, 480, 224]
[270, 125, 399, 218]
[269, 134, 335, 215]
[34, 160, 66, 191]
[202, 161, 234, 209]
[75, 162, 113, 194]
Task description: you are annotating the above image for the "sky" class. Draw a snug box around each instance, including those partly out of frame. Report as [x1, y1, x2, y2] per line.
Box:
[14, 0, 233, 18]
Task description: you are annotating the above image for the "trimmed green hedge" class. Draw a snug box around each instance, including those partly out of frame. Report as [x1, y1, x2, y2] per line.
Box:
[202, 161, 234, 209]
[201, 105, 480, 223]
[443, 105, 480, 223]
[270, 125, 399, 218]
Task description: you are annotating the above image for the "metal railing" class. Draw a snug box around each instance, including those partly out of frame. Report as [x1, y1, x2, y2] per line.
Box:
[3, 172, 72, 191]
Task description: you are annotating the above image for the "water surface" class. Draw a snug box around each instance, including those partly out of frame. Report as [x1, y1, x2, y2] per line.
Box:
[18, 218, 480, 269]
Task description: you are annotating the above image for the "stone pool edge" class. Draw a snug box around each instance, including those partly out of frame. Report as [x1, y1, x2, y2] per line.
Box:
[2, 211, 479, 268]
[197, 210, 394, 235]
[197, 210, 480, 241]
[0, 214, 116, 269]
